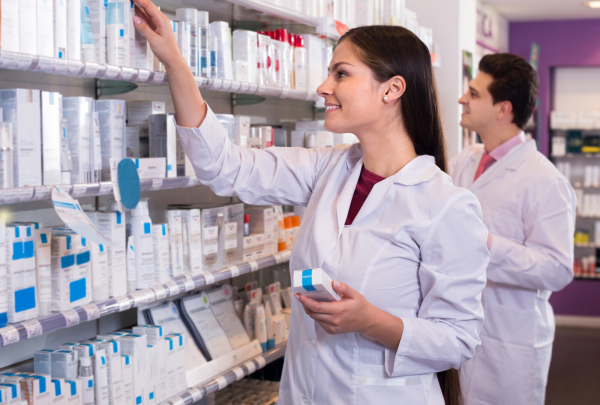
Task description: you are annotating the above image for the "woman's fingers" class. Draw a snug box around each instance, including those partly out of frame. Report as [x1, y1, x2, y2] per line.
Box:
[132, 14, 161, 43]
[297, 294, 337, 314]
[133, 4, 156, 31]
[133, 0, 168, 32]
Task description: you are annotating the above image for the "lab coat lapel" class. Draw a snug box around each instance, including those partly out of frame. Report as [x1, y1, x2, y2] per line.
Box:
[335, 155, 363, 238]
[469, 141, 536, 193]
[352, 155, 440, 225]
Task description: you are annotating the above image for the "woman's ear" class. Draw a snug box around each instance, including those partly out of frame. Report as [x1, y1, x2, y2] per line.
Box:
[383, 76, 406, 103]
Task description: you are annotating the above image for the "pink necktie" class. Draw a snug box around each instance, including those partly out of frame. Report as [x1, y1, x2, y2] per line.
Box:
[474, 152, 496, 182]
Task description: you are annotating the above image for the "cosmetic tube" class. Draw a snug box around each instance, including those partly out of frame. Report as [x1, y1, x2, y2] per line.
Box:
[78, 358, 94, 405]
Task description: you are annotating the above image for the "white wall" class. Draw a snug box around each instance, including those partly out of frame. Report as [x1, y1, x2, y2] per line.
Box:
[553, 67, 600, 112]
[405, 0, 477, 158]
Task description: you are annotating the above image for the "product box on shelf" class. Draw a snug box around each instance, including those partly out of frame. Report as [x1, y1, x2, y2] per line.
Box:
[164, 334, 186, 393]
[95, 209, 127, 298]
[233, 116, 251, 148]
[246, 207, 275, 235]
[151, 224, 171, 284]
[64, 379, 82, 405]
[41, 91, 63, 185]
[6, 224, 38, 323]
[129, 158, 166, 179]
[127, 102, 166, 127]
[121, 355, 133, 405]
[62, 97, 94, 184]
[0, 89, 42, 187]
[95, 100, 126, 181]
[98, 340, 124, 405]
[148, 114, 177, 178]
[0, 0, 19, 52]
[210, 21, 234, 80]
[232, 30, 257, 84]
[175, 138, 195, 177]
[166, 210, 184, 276]
[125, 127, 142, 158]
[118, 334, 147, 405]
[50, 350, 79, 380]
[181, 210, 202, 275]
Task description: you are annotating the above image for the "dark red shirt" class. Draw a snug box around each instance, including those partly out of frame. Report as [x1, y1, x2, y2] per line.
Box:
[345, 166, 386, 225]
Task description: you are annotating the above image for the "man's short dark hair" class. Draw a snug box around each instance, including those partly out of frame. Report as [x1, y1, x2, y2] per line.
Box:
[479, 53, 539, 129]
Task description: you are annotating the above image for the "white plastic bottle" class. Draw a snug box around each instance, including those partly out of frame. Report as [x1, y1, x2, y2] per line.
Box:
[276, 29, 291, 89]
[210, 36, 219, 78]
[294, 35, 308, 92]
[198, 11, 210, 78]
[106, 2, 125, 66]
[176, 8, 198, 76]
[255, 304, 267, 352]
[126, 236, 136, 292]
[80, 0, 97, 62]
[79, 357, 95, 405]
[130, 198, 155, 289]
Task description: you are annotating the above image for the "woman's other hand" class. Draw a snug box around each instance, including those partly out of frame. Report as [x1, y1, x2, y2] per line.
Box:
[295, 281, 375, 335]
[132, 0, 183, 70]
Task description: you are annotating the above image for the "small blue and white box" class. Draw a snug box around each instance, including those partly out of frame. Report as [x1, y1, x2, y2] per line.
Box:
[292, 268, 341, 302]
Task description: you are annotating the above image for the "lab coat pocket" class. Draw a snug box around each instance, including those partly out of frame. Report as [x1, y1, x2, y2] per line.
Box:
[355, 375, 426, 405]
[484, 210, 524, 245]
[482, 301, 537, 346]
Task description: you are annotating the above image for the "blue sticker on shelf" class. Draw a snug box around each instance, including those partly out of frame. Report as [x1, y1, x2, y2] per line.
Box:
[118, 159, 141, 210]
[69, 278, 87, 302]
[14, 287, 36, 313]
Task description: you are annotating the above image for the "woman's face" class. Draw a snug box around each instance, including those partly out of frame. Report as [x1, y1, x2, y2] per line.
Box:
[317, 41, 388, 135]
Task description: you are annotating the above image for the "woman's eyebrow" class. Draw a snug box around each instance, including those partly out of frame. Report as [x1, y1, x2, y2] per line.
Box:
[327, 62, 355, 72]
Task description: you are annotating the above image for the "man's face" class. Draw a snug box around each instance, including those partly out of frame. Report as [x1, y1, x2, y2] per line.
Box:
[459, 72, 498, 133]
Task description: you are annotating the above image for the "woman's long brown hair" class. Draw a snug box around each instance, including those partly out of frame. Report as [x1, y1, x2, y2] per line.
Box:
[339, 25, 460, 404]
[338, 25, 448, 173]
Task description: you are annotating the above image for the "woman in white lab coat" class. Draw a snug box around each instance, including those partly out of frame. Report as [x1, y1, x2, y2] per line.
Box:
[133, 2, 489, 404]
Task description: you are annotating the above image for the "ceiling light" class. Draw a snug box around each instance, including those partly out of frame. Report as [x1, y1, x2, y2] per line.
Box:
[585, 1, 600, 8]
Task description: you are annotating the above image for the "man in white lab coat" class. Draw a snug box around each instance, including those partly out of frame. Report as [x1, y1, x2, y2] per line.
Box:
[450, 53, 576, 405]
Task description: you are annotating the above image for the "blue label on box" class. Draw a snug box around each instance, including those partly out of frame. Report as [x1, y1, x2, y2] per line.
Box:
[144, 223, 151, 234]
[40, 234, 48, 244]
[116, 212, 122, 224]
[65, 380, 76, 396]
[14, 287, 36, 313]
[23, 241, 34, 259]
[61, 254, 75, 269]
[302, 269, 317, 292]
[52, 380, 61, 396]
[69, 278, 87, 302]
[76, 251, 90, 265]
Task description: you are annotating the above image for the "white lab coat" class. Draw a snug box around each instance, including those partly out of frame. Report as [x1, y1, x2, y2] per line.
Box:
[450, 139, 576, 405]
[177, 105, 490, 405]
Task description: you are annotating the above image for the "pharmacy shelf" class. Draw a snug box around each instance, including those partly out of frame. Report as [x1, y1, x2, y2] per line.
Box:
[0, 50, 319, 101]
[575, 243, 600, 248]
[161, 342, 287, 405]
[0, 176, 202, 206]
[574, 275, 600, 280]
[0, 250, 291, 347]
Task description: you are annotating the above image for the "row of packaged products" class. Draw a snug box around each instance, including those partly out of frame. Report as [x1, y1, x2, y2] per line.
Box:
[551, 111, 600, 131]
[0, 323, 186, 405]
[552, 131, 600, 156]
[0, 201, 292, 328]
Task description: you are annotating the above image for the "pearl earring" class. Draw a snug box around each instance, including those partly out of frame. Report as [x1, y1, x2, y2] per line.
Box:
[384, 96, 388, 101]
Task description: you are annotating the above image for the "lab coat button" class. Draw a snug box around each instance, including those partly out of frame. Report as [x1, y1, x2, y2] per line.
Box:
[309, 338, 316, 346]
[302, 395, 310, 404]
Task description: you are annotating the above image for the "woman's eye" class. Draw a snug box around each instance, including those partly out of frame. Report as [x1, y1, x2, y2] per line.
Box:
[337, 71, 347, 78]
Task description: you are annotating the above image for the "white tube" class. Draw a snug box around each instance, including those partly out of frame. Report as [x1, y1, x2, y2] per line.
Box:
[126, 236, 136, 292]
[106, 2, 125, 66]
[92, 112, 102, 183]
[67, 0, 81, 60]
[0, 0, 20, 52]
[243, 304, 252, 339]
[264, 300, 275, 350]
[20, 0, 37, 55]
[93, 349, 109, 405]
[37, 0, 55, 57]
[35, 228, 53, 316]
[255, 304, 267, 352]
[80, 0, 97, 63]
[130, 198, 155, 289]
[79, 357, 95, 405]
[90, 242, 109, 302]
[0, 218, 7, 328]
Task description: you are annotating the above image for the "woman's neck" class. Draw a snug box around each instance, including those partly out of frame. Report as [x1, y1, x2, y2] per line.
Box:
[358, 121, 417, 179]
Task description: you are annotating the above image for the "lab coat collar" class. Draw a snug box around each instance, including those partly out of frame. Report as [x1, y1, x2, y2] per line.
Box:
[470, 140, 537, 192]
[337, 153, 440, 235]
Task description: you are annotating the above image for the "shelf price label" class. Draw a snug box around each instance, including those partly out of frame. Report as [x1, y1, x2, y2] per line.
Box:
[62, 309, 80, 327]
[36, 56, 54, 72]
[103, 65, 121, 80]
[135, 69, 151, 82]
[82, 303, 100, 321]
[0, 51, 18, 68]
[81, 62, 100, 77]
[22, 319, 43, 339]
[152, 71, 166, 84]
[0, 326, 19, 346]
[279, 88, 289, 99]
[248, 260, 259, 272]
[255, 356, 266, 368]
[53, 59, 69, 74]
[151, 285, 167, 300]
[228, 265, 239, 278]
[186, 177, 198, 188]
[166, 280, 181, 296]
[150, 178, 163, 191]
[215, 376, 228, 390]
[201, 272, 215, 286]
[17, 188, 34, 202]
[33, 186, 52, 201]
[231, 366, 245, 381]
[115, 295, 132, 312]
[242, 360, 256, 374]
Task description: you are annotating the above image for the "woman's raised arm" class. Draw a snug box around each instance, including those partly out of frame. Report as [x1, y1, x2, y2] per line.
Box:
[132, 0, 207, 128]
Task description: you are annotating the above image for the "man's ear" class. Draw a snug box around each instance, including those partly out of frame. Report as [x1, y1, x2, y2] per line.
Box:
[496, 100, 513, 121]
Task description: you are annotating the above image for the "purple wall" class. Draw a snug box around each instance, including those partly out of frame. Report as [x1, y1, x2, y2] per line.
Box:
[510, 19, 600, 316]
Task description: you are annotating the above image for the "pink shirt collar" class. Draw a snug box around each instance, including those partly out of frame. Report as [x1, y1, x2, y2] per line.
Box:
[487, 132, 527, 161]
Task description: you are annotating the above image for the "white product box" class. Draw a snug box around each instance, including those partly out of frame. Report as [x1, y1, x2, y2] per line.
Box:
[210, 21, 234, 80]
[243, 236, 255, 262]
[232, 30, 257, 83]
[92, 112, 102, 182]
[316, 131, 334, 148]
[181, 210, 202, 275]
[50, 350, 78, 380]
[50, 233, 92, 311]
[33, 227, 52, 316]
[41, 92, 63, 185]
[134, 26, 153, 70]
[129, 158, 166, 179]
[96, 100, 126, 181]
[6, 225, 38, 323]
[62, 97, 93, 183]
[166, 211, 184, 276]
[66, 0, 81, 60]
[234, 60, 249, 83]
[253, 234, 265, 259]
[118, 334, 147, 405]
[89, 240, 109, 302]
[264, 232, 276, 255]
[34, 350, 55, 375]
[163, 337, 177, 395]
[37, 0, 54, 57]
[233, 116, 250, 148]
[50, 378, 66, 405]
[98, 341, 124, 405]
[64, 379, 81, 405]
[305, 35, 324, 96]
[223, 221, 238, 264]
[1, 0, 20, 52]
[54, 0, 67, 58]
[550, 111, 578, 130]
[95, 211, 127, 298]
[87, 0, 106, 63]
[20, 0, 37, 54]
[246, 208, 275, 235]
[120, 355, 133, 405]
[145, 344, 157, 405]
[0, 382, 21, 405]
[165, 334, 186, 393]
[24, 374, 52, 405]
[175, 137, 194, 176]
[0, 89, 42, 186]
[173, 21, 191, 69]
[126, 102, 166, 127]
[92, 348, 109, 405]
[291, 131, 305, 147]
[148, 114, 176, 178]
[0, 219, 6, 327]
[292, 268, 341, 302]
[151, 225, 171, 283]
[125, 127, 141, 158]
